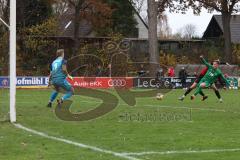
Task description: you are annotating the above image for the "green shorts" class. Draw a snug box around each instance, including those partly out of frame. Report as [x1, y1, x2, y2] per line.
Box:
[198, 79, 211, 88]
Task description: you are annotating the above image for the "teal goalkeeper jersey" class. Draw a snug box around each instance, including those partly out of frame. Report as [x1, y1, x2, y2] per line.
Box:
[51, 57, 67, 81]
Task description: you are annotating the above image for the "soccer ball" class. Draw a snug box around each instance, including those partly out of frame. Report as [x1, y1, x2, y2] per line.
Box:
[156, 93, 164, 100]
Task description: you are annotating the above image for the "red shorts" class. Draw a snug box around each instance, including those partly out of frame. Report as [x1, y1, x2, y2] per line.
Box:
[194, 76, 203, 83]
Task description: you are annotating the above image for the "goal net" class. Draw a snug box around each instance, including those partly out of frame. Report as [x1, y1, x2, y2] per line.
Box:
[0, 0, 16, 122]
[0, 26, 10, 122]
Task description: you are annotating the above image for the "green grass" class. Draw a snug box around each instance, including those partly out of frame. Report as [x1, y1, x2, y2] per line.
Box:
[0, 88, 240, 160]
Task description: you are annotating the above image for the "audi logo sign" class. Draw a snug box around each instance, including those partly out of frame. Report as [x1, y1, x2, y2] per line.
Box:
[69, 77, 133, 89]
[108, 79, 127, 87]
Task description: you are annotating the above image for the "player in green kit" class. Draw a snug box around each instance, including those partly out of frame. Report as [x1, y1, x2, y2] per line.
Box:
[191, 56, 230, 101]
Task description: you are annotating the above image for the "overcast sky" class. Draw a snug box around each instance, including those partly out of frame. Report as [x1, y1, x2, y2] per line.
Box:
[139, 1, 219, 37]
[166, 9, 219, 37]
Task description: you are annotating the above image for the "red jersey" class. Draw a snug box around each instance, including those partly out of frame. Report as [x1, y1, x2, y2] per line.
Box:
[168, 67, 175, 77]
[199, 67, 208, 77]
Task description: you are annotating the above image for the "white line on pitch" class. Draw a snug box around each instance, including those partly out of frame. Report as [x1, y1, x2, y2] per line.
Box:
[13, 123, 141, 160]
[4, 100, 239, 114]
[2, 99, 238, 115]
[144, 105, 227, 113]
[74, 99, 229, 113]
[121, 148, 240, 156]
[74, 99, 231, 114]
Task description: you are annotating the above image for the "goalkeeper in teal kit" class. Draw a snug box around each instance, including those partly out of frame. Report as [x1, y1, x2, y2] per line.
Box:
[191, 56, 230, 100]
[47, 49, 74, 107]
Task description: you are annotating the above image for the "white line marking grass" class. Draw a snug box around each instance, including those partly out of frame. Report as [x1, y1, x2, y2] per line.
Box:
[14, 123, 141, 160]
[9, 90, 240, 159]
[14, 123, 240, 160]
[121, 148, 240, 156]
[76, 98, 238, 114]
[79, 100, 239, 114]
[6, 100, 240, 115]
[144, 105, 227, 113]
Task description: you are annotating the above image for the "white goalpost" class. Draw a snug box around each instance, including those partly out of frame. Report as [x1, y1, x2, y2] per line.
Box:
[0, 0, 17, 122]
[0, 0, 16, 122]
[9, 0, 16, 123]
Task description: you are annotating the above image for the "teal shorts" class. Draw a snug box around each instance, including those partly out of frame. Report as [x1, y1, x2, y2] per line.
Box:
[52, 79, 72, 91]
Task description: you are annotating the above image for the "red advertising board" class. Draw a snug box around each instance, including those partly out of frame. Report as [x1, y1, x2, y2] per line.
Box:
[67, 77, 133, 89]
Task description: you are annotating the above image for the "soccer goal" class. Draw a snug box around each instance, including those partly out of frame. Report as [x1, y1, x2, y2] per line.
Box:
[0, 0, 16, 123]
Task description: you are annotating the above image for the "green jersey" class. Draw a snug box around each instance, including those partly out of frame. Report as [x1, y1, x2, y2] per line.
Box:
[200, 58, 229, 86]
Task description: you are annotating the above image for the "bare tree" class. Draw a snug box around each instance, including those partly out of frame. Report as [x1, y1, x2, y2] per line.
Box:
[146, 0, 190, 73]
[148, 0, 159, 75]
[130, 0, 145, 13]
[172, 31, 183, 39]
[52, 0, 69, 16]
[66, 0, 112, 55]
[182, 23, 197, 39]
[157, 13, 172, 39]
[0, 0, 9, 33]
[0, 0, 6, 16]
[0, 0, 9, 23]
[66, 0, 85, 55]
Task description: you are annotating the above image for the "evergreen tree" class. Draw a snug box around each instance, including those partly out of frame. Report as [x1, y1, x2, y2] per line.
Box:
[106, 0, 138, 37]
[17, 0, 53, 28]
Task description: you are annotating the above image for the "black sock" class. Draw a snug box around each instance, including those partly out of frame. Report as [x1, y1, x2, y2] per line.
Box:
[184, 88, 193, 96]
[199, 91, 205, 97]
[215, 90, 221, 99]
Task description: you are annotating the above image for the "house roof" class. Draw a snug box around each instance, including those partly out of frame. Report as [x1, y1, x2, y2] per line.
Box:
[58, 1, 148, 37]
[127, 0, 148, 29]
[203, 15, 240, 43]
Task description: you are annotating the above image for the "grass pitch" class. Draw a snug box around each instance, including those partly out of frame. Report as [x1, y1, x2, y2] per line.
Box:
[0, 88, 240, 160]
